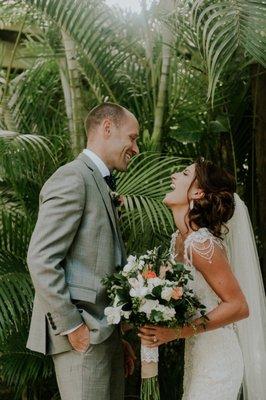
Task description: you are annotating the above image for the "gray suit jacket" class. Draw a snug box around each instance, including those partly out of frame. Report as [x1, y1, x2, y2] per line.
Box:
[26, 153, 127, 355]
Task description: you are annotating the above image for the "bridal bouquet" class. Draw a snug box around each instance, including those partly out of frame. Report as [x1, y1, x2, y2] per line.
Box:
[102, 247, 206, 400]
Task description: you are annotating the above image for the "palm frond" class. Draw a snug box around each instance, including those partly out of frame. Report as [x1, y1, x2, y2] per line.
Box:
[191, 0, 266, 101]
[24, 0, 133, 101]
[117, 153, 188, 243]
[0, 326, 54, 399]
[0, 211, 34, 341]
[0, 131, 55, 210]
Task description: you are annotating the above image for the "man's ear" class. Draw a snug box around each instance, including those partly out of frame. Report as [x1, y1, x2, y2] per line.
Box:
[103, 118, 111, 138]
[191, 188, 205, 200]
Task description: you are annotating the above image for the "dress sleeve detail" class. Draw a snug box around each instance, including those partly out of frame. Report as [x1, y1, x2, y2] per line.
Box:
[184, 228, 224, 266]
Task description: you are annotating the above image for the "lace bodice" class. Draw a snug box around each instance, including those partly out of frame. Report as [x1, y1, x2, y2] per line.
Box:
[170, 228, 225, 314]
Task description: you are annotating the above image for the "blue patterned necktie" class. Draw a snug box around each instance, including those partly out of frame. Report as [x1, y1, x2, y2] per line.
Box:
[104, 173, 117, 192]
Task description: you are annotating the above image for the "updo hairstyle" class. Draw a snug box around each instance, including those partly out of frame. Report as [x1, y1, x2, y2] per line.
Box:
[188, 158, 236, 238]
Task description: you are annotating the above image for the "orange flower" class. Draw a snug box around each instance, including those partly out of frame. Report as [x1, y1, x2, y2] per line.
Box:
[142, 270, 157, 279]
[171, 287, 183, 300]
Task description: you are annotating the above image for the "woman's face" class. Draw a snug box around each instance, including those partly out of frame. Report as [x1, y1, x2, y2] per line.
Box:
[163, 163, 199, 207]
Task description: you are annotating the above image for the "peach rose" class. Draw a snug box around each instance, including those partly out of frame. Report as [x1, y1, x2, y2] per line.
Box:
[171, 287, 183, 300]
[118, 195, 125, 206]
[142, 270, 157, 279]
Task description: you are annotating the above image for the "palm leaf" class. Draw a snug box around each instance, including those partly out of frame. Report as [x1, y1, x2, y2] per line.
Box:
[0, 326, 54, 399]
[116, 153, 188, 242]
[0, 211, 34, 340]
[24, 0, 132, 101]
[191, 0, 266, 101]
[0, 130, 56, 212]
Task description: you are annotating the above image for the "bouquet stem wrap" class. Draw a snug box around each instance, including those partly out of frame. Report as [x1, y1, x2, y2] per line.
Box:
[140, 343, 160, 400]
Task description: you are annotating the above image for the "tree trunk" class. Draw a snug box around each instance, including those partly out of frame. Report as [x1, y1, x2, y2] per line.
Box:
[251, 64, 266, 287]
[150, 0, 175, 151]
[21, 387, 28, 400]
[0, 18, 26, 131]
[140, 0, 156, 96]
[61, 30, 86, 155]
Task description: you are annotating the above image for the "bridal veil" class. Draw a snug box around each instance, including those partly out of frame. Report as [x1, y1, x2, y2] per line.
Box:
[225, 193, 266, 400]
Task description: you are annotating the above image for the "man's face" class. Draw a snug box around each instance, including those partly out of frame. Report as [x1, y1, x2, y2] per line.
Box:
[107, 112, 140, 171]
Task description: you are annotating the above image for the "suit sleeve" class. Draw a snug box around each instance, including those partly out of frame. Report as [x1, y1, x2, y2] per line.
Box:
[27, 166, 85, 334]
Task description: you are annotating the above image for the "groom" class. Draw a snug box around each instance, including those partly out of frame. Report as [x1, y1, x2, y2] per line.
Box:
[26, 103, 139, 400]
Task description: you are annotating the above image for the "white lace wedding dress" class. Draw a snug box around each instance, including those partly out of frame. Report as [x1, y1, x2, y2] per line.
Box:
[171, 228, 244, 400]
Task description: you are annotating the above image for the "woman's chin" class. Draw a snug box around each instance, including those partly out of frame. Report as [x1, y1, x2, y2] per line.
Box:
[163, 194, 171, 207]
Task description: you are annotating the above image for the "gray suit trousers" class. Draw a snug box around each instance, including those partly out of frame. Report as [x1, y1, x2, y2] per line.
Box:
[52, 328, 124, 400]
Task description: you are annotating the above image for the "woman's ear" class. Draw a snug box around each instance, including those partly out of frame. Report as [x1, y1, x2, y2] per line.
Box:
[191, 188, 205, 200]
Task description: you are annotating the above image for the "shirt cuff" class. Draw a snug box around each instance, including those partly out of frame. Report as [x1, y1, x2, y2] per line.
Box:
[60, 322, 84, 336]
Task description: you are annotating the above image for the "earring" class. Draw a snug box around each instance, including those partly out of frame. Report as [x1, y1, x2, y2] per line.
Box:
[189, 200, 194, 210]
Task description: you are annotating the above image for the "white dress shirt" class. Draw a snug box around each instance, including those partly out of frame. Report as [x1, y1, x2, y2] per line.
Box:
[61, 149, 110, 336]
[83, 148, 110, 177]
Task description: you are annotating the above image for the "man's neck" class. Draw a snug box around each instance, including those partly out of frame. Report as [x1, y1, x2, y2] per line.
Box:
[86, 146, 112, 171]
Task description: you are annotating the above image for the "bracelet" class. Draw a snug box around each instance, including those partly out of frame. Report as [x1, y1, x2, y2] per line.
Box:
[191, 323, 202, 336]
[175, 326, 182, 340]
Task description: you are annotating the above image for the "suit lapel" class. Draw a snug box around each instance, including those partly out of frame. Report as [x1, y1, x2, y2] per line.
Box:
[77, 153, 119, 240]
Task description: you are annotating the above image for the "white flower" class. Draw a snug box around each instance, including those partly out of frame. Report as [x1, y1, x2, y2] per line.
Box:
[163, 307, 176, 320]
[127, 255, 137, 263]
[155, 304, 176, 321]
[139, 299, 159, 317]
[161, 287, 173, 302]
[104, 306, 122, 325]
[138, 260, 145, 270]
[147, 277, 163, 288]
[164, 279, 174, 286]
[122, 255, 137, 275]
[121, 310, 132, 319]
[129, 286, 149, 298]
[128, 273, 144, 289]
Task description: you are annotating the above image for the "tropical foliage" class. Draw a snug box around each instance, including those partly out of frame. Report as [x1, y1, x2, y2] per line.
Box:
[0, 0, 265, 399]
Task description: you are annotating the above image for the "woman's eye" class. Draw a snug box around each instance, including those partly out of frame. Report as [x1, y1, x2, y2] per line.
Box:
[183, 171, 188, 176]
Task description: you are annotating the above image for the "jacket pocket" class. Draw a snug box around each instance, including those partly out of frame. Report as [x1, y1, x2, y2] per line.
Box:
[68, 283, 97, 304]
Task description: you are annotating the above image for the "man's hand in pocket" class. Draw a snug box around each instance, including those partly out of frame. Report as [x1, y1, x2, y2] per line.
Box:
[68, 323, 90, 353]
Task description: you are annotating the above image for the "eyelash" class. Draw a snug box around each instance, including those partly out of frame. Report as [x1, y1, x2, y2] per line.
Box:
[183, 171, 188, 176]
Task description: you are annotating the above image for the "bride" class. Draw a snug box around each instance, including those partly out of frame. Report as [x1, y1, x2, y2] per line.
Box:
[139, 158, 266, 400]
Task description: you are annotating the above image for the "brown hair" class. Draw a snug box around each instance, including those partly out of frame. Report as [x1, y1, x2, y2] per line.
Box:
[188, 158, 236, 238]
[85, 102, 127, 135]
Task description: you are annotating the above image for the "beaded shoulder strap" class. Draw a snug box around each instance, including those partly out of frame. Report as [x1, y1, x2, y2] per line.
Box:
[184, 228, 224, 266]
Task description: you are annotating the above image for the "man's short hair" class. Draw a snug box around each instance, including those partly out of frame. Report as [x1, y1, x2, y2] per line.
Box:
[85, 102, 127, 135]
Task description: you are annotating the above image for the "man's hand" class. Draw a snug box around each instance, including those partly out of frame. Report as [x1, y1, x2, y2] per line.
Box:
[68, 323, 90, 353]
[123, 339, 136, 378]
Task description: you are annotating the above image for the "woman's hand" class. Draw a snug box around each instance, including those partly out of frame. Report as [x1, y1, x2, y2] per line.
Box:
[138, 325, 178, 347]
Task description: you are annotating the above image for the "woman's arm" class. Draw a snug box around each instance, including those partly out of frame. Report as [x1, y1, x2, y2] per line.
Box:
[139, 243, 249, 347]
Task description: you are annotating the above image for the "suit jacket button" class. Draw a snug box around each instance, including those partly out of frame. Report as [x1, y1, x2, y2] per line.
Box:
[47, 312, 51, 317]
[51, 324, 56, 330]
